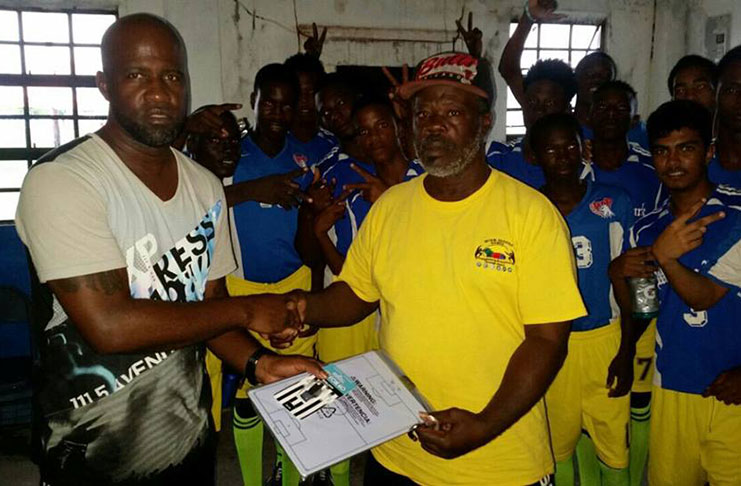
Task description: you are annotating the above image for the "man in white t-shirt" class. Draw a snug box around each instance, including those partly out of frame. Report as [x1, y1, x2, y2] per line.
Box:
[15, 14, 323, 486]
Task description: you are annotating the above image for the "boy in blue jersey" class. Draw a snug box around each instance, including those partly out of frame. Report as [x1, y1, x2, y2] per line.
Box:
[710, 45, 741, 186]
[585, 81, 660, 220]
[612, 100, 741, 486]
[315, 97, 424, 284]
[315, 73, 365, 165]
[487, 59, 577, 188]
[586, 79, 662, 484]
[284, 53, 339, 168]
[532, 113, 632, 486]
[307, 96, 425, 486]
[228, 63, 317, 486]
[668, 55, 717, 112]
[498, 1, 610, 131]
[295, 74, 365, 294]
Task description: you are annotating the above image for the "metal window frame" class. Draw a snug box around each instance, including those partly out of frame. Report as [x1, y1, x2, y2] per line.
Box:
[0, 6, 116, 223]
[505, 20, 607, 141]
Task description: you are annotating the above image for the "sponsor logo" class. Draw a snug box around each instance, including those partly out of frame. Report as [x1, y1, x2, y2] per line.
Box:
[293, 153, 308, 169]
[474, 238, 515, 272]
[589, 197, 615, 218]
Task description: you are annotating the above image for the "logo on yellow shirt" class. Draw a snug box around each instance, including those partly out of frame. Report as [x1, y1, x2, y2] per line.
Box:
[474, 238, 515, 272]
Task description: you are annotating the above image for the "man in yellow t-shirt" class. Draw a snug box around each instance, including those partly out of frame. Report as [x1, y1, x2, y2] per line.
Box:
[281, 51, 586, 486]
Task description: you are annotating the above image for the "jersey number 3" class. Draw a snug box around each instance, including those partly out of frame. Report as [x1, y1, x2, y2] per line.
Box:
[572, 236, 593, 269]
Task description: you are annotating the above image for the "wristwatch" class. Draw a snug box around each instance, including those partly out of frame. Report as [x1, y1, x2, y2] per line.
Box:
[244, 347, 275, 386]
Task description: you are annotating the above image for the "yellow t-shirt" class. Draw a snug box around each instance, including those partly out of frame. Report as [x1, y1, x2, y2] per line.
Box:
[339, 169, 586, 486]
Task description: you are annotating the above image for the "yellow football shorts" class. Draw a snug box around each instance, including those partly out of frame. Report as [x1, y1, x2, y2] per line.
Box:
[649, 386, 741, 486]
[546, 320, 630, 468]
[632, 318, 657, 394]
[206, 265, 315, 430]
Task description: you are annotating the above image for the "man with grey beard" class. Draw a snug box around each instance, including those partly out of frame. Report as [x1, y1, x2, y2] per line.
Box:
[15, 13, 323, 486]
[278, 51, 586, 485]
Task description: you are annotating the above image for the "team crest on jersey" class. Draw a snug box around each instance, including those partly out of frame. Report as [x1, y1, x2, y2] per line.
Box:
[474, 238, 515, 272]
[589, 197, 615, 219]
[293, 153, 308, 169]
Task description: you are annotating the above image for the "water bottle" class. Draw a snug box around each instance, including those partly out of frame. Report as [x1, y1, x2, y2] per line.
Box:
[628, 276, 660, 319]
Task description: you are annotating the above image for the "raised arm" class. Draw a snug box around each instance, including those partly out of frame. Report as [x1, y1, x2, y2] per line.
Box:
[498, 0, 564, 107]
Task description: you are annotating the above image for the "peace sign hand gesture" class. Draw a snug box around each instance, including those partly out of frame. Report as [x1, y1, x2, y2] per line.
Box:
[382, 64, 411, 121]
[304, 23, 327, 58]
[455, 12, 483, 58]
[344, 163, 390, 204]
[652, 198, 725, 265]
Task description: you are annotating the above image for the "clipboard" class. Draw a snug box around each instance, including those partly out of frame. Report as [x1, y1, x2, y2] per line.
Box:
[247, 350, 431, 478]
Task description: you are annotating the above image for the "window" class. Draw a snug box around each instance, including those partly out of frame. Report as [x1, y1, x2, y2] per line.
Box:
[505, 21, 604, 138]
[0, 8, 116, 222]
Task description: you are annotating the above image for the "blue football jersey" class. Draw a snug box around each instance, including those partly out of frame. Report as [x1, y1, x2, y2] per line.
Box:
[229, 136, 314, 283]
[287, 128, 339, 173]
[708, 153, 741, 187]
[581, 121, 650, 153]
[486, 138, 545, 188]
[324, 154, 425, 256]
[632, 185, 741, 394]
[581, 142, 661, 220]
[566, 182, 634, 331]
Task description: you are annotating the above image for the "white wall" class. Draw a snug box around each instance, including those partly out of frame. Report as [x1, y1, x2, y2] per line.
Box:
[688, 0, 741, 60]
[2, 0, 732, 140]
[191, 0, 678, 139]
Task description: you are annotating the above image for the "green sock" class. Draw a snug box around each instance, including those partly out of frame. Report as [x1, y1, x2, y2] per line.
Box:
[233, 401, 264, 486]
[330, 460, 350, 486]
[629, 402, 651, 486]
[599, 460, 630, 486]
[275, 442, 302, 486]
[555, 455, 575, 486]
[575, 433, 600, 486]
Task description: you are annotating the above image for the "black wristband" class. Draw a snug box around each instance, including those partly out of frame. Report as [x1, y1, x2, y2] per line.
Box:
[244, 347, 274, 386]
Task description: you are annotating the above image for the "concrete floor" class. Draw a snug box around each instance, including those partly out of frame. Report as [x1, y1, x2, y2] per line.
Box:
[0, 408, 366, 486]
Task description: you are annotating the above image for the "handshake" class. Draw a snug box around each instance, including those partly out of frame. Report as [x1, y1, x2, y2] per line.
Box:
[246, 290, 311, 348]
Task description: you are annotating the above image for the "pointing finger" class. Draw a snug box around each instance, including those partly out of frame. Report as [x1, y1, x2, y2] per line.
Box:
[691, 211, 725, 229]
[349, 162, 375, 180]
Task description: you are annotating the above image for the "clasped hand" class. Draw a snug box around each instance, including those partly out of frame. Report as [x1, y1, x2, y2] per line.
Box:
[247, 291, 309, 349]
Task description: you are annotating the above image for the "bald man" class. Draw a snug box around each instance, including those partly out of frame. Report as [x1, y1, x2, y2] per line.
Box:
[15, 14, 323, 486]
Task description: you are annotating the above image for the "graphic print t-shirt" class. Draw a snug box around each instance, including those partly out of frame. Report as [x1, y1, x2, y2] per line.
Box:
[15, 134, 236, 481]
